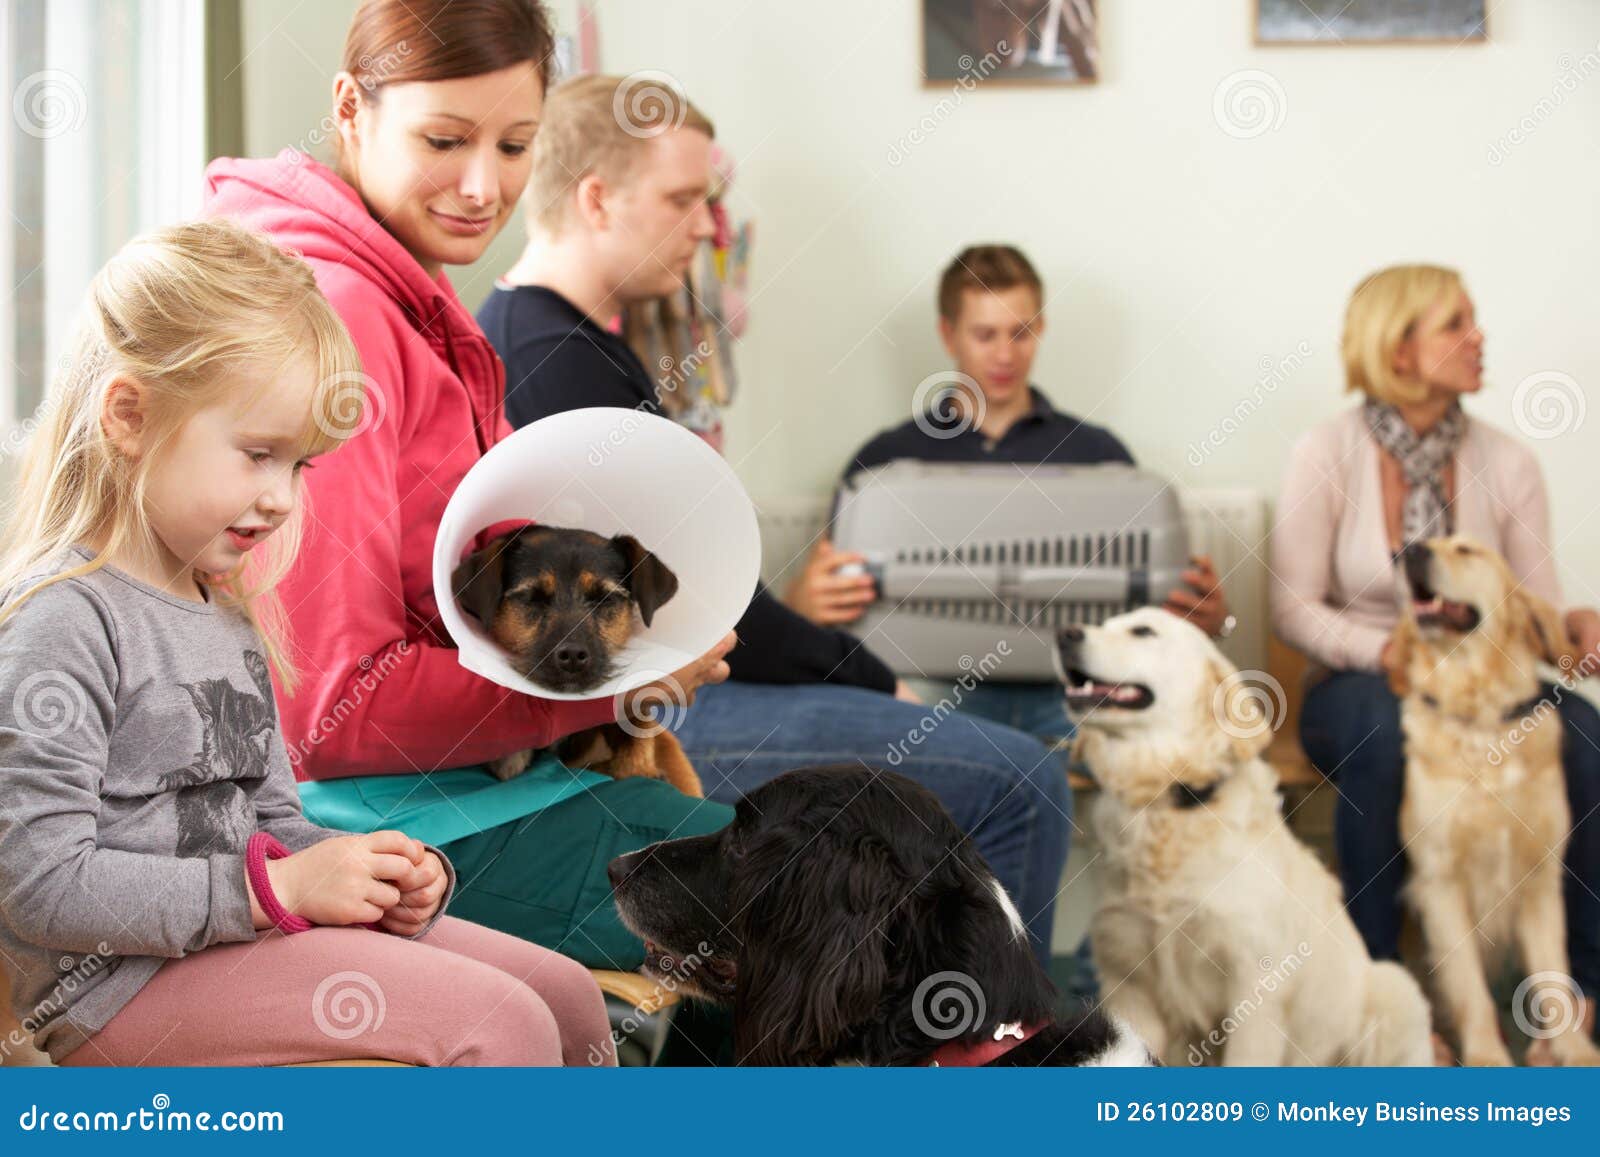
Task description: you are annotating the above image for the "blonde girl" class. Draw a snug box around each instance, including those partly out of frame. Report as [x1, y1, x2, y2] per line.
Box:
[0, 219, 612, 1066]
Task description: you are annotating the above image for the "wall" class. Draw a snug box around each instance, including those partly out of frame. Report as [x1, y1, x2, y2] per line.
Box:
[235, 0, 1600, 609]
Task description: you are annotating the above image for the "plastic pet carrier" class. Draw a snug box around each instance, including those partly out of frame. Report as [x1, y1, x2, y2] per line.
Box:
[830, 461, 1189, 681]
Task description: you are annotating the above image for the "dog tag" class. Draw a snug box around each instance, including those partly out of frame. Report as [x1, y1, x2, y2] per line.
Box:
[993, 1021, 1024, 1042]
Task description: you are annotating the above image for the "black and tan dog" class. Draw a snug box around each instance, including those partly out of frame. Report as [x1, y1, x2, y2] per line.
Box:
[452, 525, 702, 797]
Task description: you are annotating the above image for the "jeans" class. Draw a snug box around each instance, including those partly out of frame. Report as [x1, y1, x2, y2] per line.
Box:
[1300, 670, 1600, 998]
[671, 680, 1074, 966]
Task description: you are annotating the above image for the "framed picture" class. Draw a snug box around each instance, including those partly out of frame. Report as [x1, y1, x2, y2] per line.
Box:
[1255, 0, 1487, 45]
[922, 0, 1098, 86]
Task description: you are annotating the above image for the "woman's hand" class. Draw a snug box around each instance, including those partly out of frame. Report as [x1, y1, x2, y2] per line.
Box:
[374, 850, 449, 936]
[1565, 608, 1600, 678]
[1163, 554, 1231, 637]
[783, 539, 878, 626]
[254, 831, 422, 929]
[628, 631, 736, 720]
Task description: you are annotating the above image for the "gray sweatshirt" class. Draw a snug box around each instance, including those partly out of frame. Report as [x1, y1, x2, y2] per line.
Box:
[0, 546, 454, 1062]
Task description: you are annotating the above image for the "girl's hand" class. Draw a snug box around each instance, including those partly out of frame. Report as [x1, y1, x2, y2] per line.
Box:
[374, 851, 448, 936]
[784, 539, 877, 626]
[258, 831, 422, 928]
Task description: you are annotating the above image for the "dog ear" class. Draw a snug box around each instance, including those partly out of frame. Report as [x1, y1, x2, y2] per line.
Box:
[612, 535, 679, 627]
[1203, 656, 1271, 764]
[1385, 619, 1414, 697]
[1517, 590, 1578, 668]
[732, 837, 894, 1065]
[452, 533, 513, 627]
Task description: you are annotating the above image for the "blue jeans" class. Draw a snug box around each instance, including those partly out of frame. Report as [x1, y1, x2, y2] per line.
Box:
[954, 682, 1077, 750]
[1300, 670, 1600, 998]
[671, 681, 1073, 966]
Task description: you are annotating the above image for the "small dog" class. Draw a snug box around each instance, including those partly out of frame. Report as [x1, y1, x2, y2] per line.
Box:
[1059, 607, 1432, 1066]
[1390, 535, 1599, 1066]
[452, 525, 702, 797]
[608, 764, 1154, 1066]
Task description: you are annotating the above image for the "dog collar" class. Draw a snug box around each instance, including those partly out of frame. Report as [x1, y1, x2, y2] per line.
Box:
[1170, 779, 1220, 809]
[925, 1020, 1046, 1067]
[1418, 691, 1548, 725]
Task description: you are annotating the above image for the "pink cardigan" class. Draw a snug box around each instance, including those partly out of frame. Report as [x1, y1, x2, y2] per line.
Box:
[1269, 406, 1563, 673]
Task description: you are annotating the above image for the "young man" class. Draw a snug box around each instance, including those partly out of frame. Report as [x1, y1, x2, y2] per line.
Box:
[478, 77, 1073, 967]
[789, 245, 1232, 749]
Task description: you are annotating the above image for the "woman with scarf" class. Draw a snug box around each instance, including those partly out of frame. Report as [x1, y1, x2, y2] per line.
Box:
[1269, 263, 1600, 1060]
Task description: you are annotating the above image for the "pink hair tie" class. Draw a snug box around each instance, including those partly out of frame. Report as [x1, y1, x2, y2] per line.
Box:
[246, 832, 312, 934]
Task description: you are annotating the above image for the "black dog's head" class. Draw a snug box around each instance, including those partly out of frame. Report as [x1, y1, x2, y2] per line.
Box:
[451, 524, 678, 694]
[607, 764, 1057, 1066]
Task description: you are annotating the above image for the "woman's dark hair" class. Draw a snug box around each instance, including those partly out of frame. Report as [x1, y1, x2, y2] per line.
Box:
[343, 0, 557, 97]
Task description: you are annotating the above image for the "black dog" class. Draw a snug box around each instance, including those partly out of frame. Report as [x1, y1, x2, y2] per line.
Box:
[452, 524, 699, 794]
[608, 765, 1152, 1066]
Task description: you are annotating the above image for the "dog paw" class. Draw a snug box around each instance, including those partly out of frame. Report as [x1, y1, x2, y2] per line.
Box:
[1461, 1043, 1514, 1067]
[488, 749, 535, 781]
[1549, 1034, 1600, 1067]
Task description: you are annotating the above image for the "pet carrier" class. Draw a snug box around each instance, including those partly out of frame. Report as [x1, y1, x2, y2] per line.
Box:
[830, 460, 1189, 681]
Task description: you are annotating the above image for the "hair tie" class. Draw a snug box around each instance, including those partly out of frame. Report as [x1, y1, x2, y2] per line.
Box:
[246, 831, 312, 934]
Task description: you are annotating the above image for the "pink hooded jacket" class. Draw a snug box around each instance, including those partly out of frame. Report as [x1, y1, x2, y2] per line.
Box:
[204, 150, 615, 780]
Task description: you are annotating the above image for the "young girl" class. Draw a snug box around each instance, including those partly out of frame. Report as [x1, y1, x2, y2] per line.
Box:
[0, 219, 614, 1067]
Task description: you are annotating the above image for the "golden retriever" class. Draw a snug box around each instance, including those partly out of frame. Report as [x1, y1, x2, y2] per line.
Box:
[1058, 607, 1432, 1066]
[1390, 535, 1600, 1066]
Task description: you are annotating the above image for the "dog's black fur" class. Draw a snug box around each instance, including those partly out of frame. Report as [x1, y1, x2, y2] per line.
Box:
[609, 764, 1148, 1066]
[452, 524, 677, 694]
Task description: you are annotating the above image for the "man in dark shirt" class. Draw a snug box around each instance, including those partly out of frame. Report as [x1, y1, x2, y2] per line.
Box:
[790, 245, 1231, 745]
[478, 76, 1073, 967]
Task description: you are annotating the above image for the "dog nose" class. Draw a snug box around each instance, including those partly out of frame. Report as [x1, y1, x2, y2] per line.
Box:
[1058, 625, 1085, 646]
[554, 645, 590, 672]
[1401, 541, 1431, 582]
[606, 852, 635, 889]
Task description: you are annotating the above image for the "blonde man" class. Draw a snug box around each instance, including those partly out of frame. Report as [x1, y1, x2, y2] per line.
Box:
[1270, 263, 1600, 1060]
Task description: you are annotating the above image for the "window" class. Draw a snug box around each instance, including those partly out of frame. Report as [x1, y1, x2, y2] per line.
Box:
[1, 0, 206, 446]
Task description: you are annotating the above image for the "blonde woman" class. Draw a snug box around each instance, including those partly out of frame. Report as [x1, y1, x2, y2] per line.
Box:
[0, 221, 612, 1066]
[1270, 263, 1600, 1056]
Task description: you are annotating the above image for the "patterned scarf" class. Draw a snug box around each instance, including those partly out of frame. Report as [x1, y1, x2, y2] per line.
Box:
[1363, 398, 1467, 547]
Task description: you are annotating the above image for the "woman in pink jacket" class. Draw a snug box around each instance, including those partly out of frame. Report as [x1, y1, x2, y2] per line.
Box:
[1270, 263, 1600, 1058]
[203, 0, 735, 996]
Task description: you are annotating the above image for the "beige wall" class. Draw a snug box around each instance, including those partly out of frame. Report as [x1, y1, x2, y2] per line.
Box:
[236, 0, 1600, 609]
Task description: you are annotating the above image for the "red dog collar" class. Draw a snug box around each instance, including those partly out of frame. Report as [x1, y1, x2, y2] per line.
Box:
[925, 1021, 1046, 1067]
